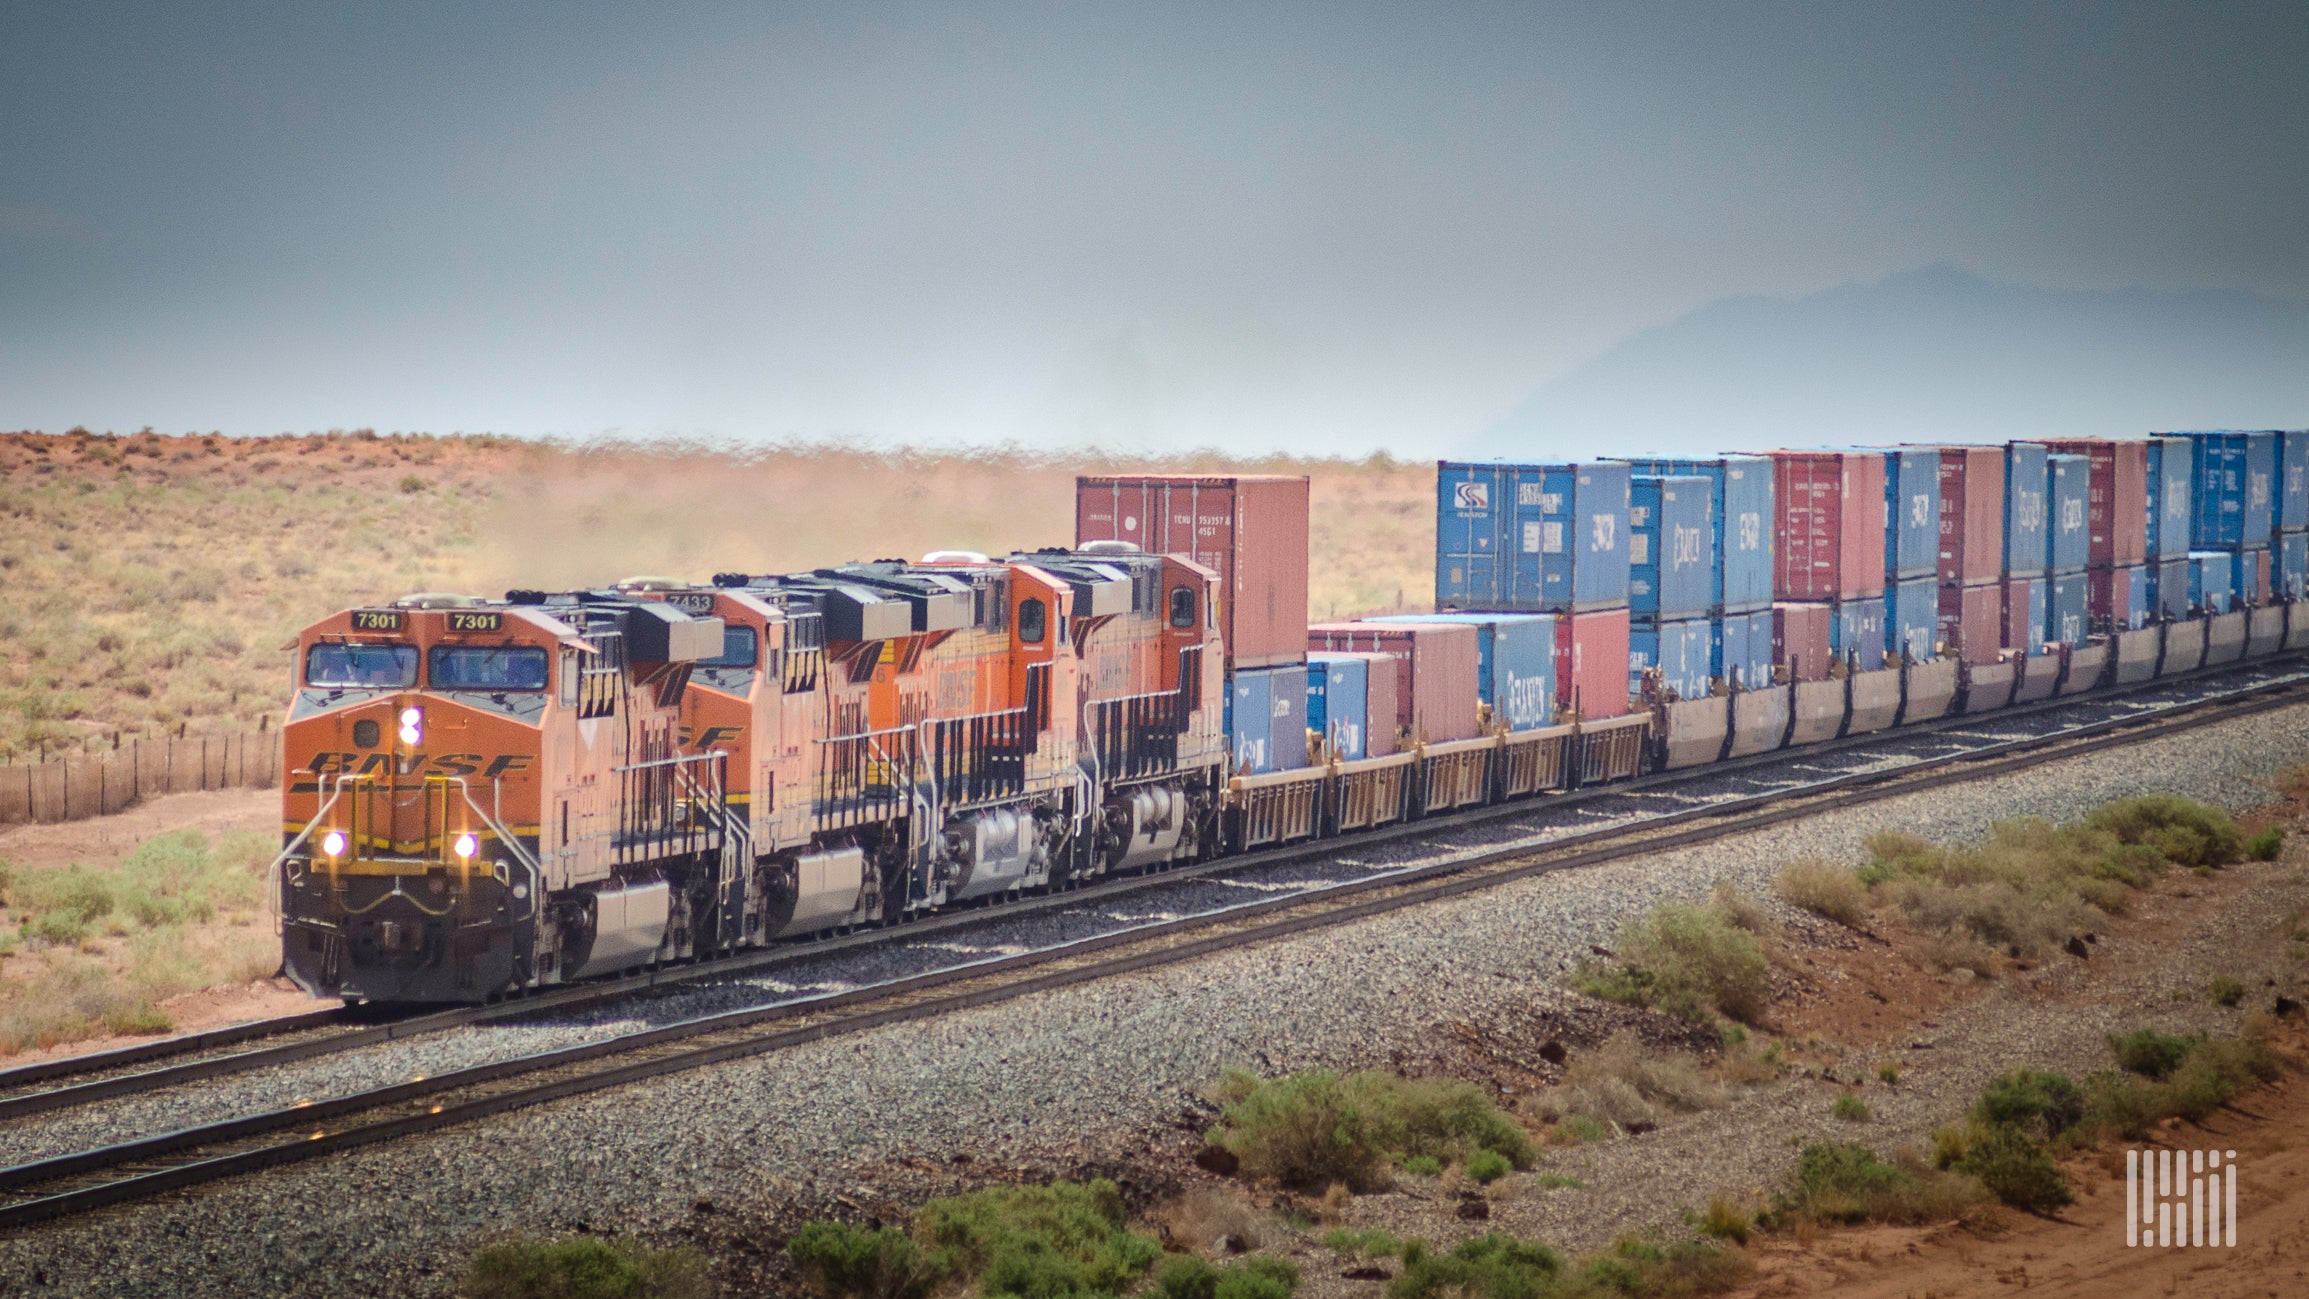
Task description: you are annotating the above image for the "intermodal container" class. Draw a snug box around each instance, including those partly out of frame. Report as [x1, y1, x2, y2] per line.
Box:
[1714, 608, 1775, 689]
[2147, 557, 2190, 620]
[1617, 456, 1773, 612]
[2003, 575, 2049, 657]
[1885, 576, 1939, 661]
[1305, 621, 1482, 743]
[1928, 445, 2005, 586]
[2047, 570, 2088, 646]
[2005, 442, 2050, 578]
[1628, 475, 1713, 620]
[1772, 601, 1834, 682]
[2040, 439, 2148, 567]
[1555, 607, 1632, 720]
[2188, 552, 2235, 615]
[2280, 432, 2309, 532]
[1631, 617, 1713, 702]
[2281, 531, 2309, 602]
[1435, 461, 1632, 613]
[2047, 453, 2091, 573]
[1227, 668, 1276, 773]
[1306, 652, 1397, 760]
[2144, 437, 2194, 560]
[2179, 431, 2278, 548]
[1076, 475, 1310, 669]
[2089, 566, 2149, 632]
[1266, 663, 1309, 770]
[1831, 595, 1887, 672]
[2231, 548, 2273, 608]
[1881, 447, 1942, 581]
[1364, 612, 1556, 730]
[1937, 582, 2004, 665]
[1768, 450, 1887, 600]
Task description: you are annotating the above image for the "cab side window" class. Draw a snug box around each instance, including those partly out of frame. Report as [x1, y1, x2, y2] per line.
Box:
[1168, 586, 1197, 630]
[1018, 597, 1047, 645]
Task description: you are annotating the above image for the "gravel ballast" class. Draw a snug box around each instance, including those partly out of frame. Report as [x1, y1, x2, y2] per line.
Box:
[3, 698, 2308, 1296]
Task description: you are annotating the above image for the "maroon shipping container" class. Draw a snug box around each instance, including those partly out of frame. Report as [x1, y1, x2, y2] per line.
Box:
[1305, 621, 1481, 743]
[1925, 445, 2005, 585]
[2245, 549, 2273, 607]
[2037, 439, 2148, 567]
[1553, 607, 1630, 720]
[1077, 475, 1310, 669]
[1772, 601, 1834, 682]
[1766, 451, 1887, 600]
[2087, 566, 2131, 625]
[1937, 582, 2004, 665]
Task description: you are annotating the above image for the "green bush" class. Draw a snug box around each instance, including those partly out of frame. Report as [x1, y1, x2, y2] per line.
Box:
[1216, 1255, 1298, 1299]
[2247, 828, 2285, 861]
[2084, 795, 2241, 867]
[917, 1179, 1159, 1299]
[1466, 1149, 1512, 1184]
[1769, 1141, 1988, 1227]
[2210, 976, 2246, 1007]
[1399, 1155, 1441, 1177]
[1569, 903, 1769, 1024]
[1154, 1255, 1219, 1299]
[1776, 859, 1869, 926]
[1574, 1237, 1748, 1296]
[2110, 1029, 2196, 1080]
[469, 1234, 706, 1299]
[1321, 1228, 1402, 1260]
[15, 865, 116, 928]
[1698, 1196, 1750, 1244]
[1972, 1069, 2084, 1140]
[1210, 1069, 1531, 1192]
[1390, 1234, 1563, 1299]
[787, 1223, 939, 1299]
[1953, 1125, 2073, 1213]
[1831, 1093, 1870, 1122]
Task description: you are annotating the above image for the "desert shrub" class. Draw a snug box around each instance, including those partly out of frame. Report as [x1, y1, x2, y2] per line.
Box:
[469, 1234, 707, 1299]
[1569, 904, 1769, 1024]
[1831, 1093, 1871, 1122]
[0, 859, 14, 906]
[1210, 1069, 1531, 1192]
[2110, 1029, 2196, 1080]
[1573, 1236, 1749, 1297]
[1768, 1141, 1989, 1227]
[1971, 1069, 2084, 1140]
[787, 1224, 938, 1299]
[1322, 1228, 1402, 1260]
[917, 1179, 1159, 1299]
[1554, 1116, 1606, 1145]
[1775, 860, 1868, 926]
[1466, 1150, 1511, 1184]
[1697, 1196, 1750, 1244]
[2210, 976, 2246, 1007]
[1217, 1255, 1299, 1299]
[1155, 1190, 1261, 1253]
[1390, 1234, 1563, 1299]
[2247, 828, 2285, 861]
[1953, 1125, 2072, 1213]
[2084, 795, 2241, 867]
[1706, 879, 1773, 934]
[1544, 1034, 1724, 1134]
[1876, 1064, 1900, 1086]
[1399, 1154, 1441, 1177]
[15, 864, 117, 929]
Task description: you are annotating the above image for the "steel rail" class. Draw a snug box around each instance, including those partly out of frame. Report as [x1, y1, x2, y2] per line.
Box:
[1, 665, 2303, 1231]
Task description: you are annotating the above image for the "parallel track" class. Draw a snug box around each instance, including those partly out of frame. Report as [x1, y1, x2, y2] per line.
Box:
[1, 655, 2304, 1231]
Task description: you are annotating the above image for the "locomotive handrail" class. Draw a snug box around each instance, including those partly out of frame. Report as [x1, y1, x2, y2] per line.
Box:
[266, 771, 360, 937]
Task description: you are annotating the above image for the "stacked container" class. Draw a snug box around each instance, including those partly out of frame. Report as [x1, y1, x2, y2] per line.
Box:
[1928, 445, 2007, 665]
[2172, 430, 2280, 619]
[1877, 448, 1942, 662]
[2043, 453, 2091, 645]
[1226, 664, 1308, 774]
[2279, 431, 2308, 607]
[1715, 608, 1774, 689]
[2040, 438, 2148, 634]
[1767, 450, 1888, 671]
[1625, 474, 1716, 700]
[1307, 622, 1483, 744]
[1305, 652, 1399, 760]
[1630, 617, 1712, 702]
[2188, 552, 2235, 615]
[1620, 455, 1776, 697]
[1363, 613, 1557, 731]
[2144, 436, 2194, 619]
[1772, 602, 1833, 682]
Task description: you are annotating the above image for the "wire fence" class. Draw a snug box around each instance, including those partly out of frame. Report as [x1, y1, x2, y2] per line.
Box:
[0, 732, 280, 826]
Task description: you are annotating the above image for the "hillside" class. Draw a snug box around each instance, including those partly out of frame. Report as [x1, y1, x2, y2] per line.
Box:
[0, 431, 1435, 759]
[1468, 265, 2309, 459]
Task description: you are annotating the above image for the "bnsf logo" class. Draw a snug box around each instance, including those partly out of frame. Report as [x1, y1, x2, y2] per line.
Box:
[306, 752, 533, 777]
[678, 725, 745, 748]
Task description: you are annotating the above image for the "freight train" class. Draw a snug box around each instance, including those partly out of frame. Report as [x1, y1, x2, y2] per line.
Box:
[276, 433, 2309, 1005]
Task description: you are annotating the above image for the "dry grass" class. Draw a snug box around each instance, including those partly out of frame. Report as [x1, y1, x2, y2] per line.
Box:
[1153, 1190, 1264, 1253]
[1775, 859, 1868, 927]
[1535, 1033, 1724, 1135]
[0, 431, 1437, 760]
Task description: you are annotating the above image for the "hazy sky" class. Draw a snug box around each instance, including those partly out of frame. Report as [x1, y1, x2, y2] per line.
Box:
[4, 2, 2305, 454]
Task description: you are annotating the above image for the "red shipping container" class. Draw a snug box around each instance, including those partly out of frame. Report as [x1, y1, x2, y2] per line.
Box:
[2087, 566, 2130, 625]
[1553, 607, 1630, 720]
[1364, 654, 1402, 756]
[2037, 439, 2148, 567]
[1923, 444, 2005, 585]
[1772, 601, 1834, 681]
[2246, 549, 2273, 607]
[1766, 451, 1887, 600]
[1305, 621, 1481, 743]
[1077, 475, 1310, 669]
[1937, 582, 2004, 665]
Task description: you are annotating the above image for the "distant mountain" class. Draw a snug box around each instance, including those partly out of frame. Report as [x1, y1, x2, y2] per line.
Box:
[1464, 264, 2309, 459]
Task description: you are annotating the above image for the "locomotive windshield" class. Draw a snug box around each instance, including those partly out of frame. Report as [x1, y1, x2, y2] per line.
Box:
[429, 645, 550, 691]
[699, 625, 758, 669]
[305, 642, 418, 688]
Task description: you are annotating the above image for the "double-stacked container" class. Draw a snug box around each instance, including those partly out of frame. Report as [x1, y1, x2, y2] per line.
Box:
[1307, 622, 1484, 745]
[2039, 438, 2148, 633]
[1626, 474, 1715, 700]
[2174, 430, 2279, 614]
[1620, 455, 1775, 694]
[2004, 442, 2051, 657]
[1434, 461, 1633, 718]
[1768, 450, 1888, 672]
[1363, 613, 1557, 731]
[1305, 652, 1400, 760]
[1077, 474, 1313, 772]
[2043, 452, 2091, 645]
[1928, 445, 2008, 664]
[2144, 436, 2194, 619]
[2279, 431, 2309, 605]
[1880, 447, 1942, 662]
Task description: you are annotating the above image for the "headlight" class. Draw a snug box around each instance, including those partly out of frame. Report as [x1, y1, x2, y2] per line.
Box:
[321, 830, 346, 858]
[454, 833, 478, 860]
[398, 705, 423, 746]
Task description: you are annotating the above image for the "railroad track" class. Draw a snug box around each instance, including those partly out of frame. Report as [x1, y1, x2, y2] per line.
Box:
[3, 646, 2294, 1123]
[1, 656, 2304, 1231]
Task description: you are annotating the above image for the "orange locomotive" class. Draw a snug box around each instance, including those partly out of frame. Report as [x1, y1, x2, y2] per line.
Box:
[277, 591, 732, 1002]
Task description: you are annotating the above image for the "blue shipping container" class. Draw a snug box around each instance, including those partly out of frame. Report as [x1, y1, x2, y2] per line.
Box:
[1631, 617, 1712, 701]
[1883, 447, 1942, 580]
[1435, 461, 1632, 613]
[2145, 437, 2194, 560]
[2188, 551, 2235, 614]
[1629, 475, 1713, 620]
[2114, 563, 2149, 631]
[2281, 432, 2309, 532]
[2181, 430, 2278, 547]
[2146, 557, 2190, 620]
[1227, 666, 1307, 774]
[1618, 456, 1774, 613]
[2005, 442, 2049, 576]
[1365, 612, 1556, 730]
[2047, 571, 2088, 646]
[2282, 531, 2308, 602]
[1885, 576, 1939, 661]
[1714, 609, 1773, 689]
[1306, 654, 1368, 760]
[2048, 453, 2091, 572]
[1268, 663, 1308, 771]
[1831, 596, 1887, 672]
[2007, 576, 2048, 656]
